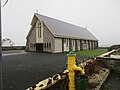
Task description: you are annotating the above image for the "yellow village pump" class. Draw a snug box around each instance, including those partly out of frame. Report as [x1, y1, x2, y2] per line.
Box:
[67, 50, 85, 90]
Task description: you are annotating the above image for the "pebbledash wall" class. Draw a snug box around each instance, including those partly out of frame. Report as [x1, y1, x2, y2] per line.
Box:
[26, 13, 98, 53]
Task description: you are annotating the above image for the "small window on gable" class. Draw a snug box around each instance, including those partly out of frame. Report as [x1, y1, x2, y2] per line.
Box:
[44, 43, 46, 48]
[47, 42, 49, 48]
[49, 42, 51, 48]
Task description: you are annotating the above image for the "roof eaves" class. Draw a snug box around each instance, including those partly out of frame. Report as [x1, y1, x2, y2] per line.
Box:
[54, 34, 98, 41]
[30, 13, 37, 25]
[26, 14, 37, 39]
[26, 26, 33, 39]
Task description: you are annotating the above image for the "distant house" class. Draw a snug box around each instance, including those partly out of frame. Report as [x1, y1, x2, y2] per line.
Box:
[26, 13, 98, 53]
[2, 38, 15, 47]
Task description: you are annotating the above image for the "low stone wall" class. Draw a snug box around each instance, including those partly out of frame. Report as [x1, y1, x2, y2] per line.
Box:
[26, 70, 68, 90]
[97, 49, 120, 74]
[26, 57, 110, 90]
[2, 46, 25, 51]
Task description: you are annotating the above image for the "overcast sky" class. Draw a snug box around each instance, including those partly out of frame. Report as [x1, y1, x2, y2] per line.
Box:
[1, 0, 120, 46]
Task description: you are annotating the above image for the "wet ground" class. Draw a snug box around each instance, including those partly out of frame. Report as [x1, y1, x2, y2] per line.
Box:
[2, 51, 67, 90]
[1, 50, 120, 90]
[1, 50, 87, 90]
[101, 71, 120, 90]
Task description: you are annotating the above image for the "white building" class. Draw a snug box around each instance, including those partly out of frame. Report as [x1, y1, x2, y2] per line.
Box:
[26, 13, 98, 53]
[2, 38, 15, 47]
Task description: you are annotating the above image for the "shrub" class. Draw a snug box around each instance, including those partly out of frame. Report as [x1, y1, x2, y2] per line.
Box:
[108, 44, 120, 51]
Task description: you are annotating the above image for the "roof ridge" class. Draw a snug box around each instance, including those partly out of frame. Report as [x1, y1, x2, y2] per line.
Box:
[34, 13, 98, 41]
[35, 13, 86, 30]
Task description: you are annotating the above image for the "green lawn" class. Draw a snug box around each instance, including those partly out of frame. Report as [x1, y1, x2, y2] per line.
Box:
[75, 49, 108, 57]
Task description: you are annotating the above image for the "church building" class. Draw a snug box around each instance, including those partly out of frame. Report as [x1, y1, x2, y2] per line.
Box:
[26, 13, 98, 53]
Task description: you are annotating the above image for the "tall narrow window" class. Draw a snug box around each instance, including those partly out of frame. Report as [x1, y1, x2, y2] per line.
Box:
[37, 22, 41, 38]
[67, 39, 68, 47]
[73, 40, 74, 46]
[69, 39, 72, 49]
[37, 23, 39, 38]
[38, 27, 40, 38]
[49, 43, 51, 48]
[39, 23, 41, 38]
[63, 39, 66, 44]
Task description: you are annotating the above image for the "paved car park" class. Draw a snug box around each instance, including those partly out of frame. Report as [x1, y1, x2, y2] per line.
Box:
[2, 51, 67, 90]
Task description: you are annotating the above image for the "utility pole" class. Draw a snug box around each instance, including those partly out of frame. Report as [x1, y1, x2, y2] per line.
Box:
[0, 0, 3, 89]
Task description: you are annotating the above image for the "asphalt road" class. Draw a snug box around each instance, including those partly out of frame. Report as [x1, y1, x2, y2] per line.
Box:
[2, 51, 67, 90]
[2, 50, 119, 90]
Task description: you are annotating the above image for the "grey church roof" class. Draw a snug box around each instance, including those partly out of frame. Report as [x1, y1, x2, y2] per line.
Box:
[35, 13, 98, 41]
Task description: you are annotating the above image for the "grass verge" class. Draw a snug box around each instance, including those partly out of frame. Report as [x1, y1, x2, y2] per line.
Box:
[75, 49, 108, 57]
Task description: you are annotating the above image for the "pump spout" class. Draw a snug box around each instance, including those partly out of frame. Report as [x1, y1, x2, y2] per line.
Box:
[72, 65, 85, 74]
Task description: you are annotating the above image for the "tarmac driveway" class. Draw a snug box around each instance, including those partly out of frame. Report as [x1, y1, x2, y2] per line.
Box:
[2, 51, 67, 90]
